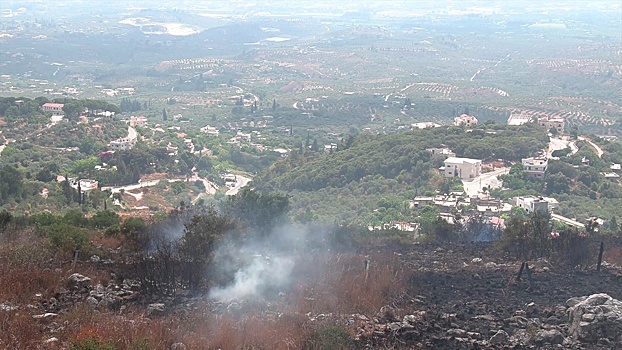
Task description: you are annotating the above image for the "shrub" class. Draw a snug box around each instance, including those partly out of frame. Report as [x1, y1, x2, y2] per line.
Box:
[104, 224, 121, 237]
[71, 338, 117, 350]
[120, 217, 148, 249]
[45, 223, 89, 253]
[304, 326, 352, 350]
[65, 209, 89, 227]
[90, 210, 121, 229]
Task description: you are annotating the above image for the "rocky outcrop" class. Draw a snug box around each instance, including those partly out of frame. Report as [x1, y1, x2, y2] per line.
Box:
[67, 273, 92, 290]
[567, 293, 622, 343]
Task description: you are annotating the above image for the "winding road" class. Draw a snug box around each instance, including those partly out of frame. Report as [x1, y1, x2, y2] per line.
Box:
[578, 136, 603, 158]
[462, 167, 509, 197]
[225, 175, 252, 196]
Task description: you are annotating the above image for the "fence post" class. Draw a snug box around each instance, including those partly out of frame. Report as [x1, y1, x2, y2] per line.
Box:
[516, 262, 525, 281]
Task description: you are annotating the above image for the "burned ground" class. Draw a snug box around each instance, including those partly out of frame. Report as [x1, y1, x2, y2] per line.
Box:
[3, 236, 622, 349]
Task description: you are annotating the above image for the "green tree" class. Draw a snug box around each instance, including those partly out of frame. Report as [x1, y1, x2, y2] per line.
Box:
[179, 208, 235, 290]
[61, 100, 85, 118]
[120, 217, 148, 249]
[0, 210, 13, 234]
[608, 216, 619, 233]
[545, 173, 570, 194]
[45, 223, 89, 253]
[36, 168, 55, 182]
[0, 165, 23, 201]
[224, 188, 290, 236]
[89, 210, 121, 229]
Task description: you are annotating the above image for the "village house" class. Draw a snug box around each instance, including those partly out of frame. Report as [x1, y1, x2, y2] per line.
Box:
[166, 143, 178, 156]
[472, 196, 512, 216]
[108, 138, 135, 151]
[68, 178, 99, 192]
[412, 122, 441, 130]
[522, 156, 548, 179]
[410, 193, 468, 214]
[443, 157, 482, 180]
[513, 195, 549, 214]
[427, 147, 456, 158]
[273, 148, 289, 157]
[129, 115, 148, 128]
[602, 172, 620, 182]
[224, 174, 237, 188]
[454, 114, 478, 127]
[538, 116, 565, 134]
[200, 125, 220, 137]
[41, 102, 64, 115]
[324, 143, 338, 153]
[183, 139, 194, 151]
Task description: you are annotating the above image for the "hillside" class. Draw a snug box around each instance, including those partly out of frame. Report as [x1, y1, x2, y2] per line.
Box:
[254, 122, 548, 223]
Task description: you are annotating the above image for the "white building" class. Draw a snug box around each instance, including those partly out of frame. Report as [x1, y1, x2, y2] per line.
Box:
[427, 147, 456, 158]
[69, 179, 99, 192]
[507, 113, 532, 126]
[454, 114, 478, 127]
[412, 122, 441, 130]
[444, 157, 482, 180]
[522, 157, 548, 179]
[41, 102, 64, 115]
[183, 139, 194, 150]
[273, 148, 290, 157]
[324, 143, 338, 153]
[513, 196, 549, 214]
[108, 138, 135, 151]
[200, 125, 220, 137]
[130, 115, 148, 128]
[224, 174, 237, 188]
[538, 116, 565, 134]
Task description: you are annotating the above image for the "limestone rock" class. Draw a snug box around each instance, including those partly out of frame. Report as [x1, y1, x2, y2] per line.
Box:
[489, 330, 509, 344]
[67, 273, 92, 289]
[533, 329, 564, 345]
[567, 293, 622, 343]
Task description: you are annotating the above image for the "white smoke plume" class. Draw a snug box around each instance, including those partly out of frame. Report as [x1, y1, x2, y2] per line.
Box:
[208, 255, 295, 301]
[207, 223, 327, 302]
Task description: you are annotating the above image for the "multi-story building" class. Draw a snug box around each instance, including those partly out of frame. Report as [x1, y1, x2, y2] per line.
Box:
[444, 157, 482, 180]
[454, 114, 478, 127]
[108, 138, 135, 151]
[200, 125, 220, 137]
[130, 116, 148, 128]
[41, 102, 64, 115]
[522, 156, 548, 179]
[538, 116, 565, 134]
[513, 196, 549, 214]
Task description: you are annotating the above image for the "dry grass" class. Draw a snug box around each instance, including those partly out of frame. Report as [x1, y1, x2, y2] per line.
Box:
[291, 252, 409, 315]
[604, 247, 622, 266]
[1, 228, 410, 349]
[0, 232, 64, 303]
[55, 304, 312, 349]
